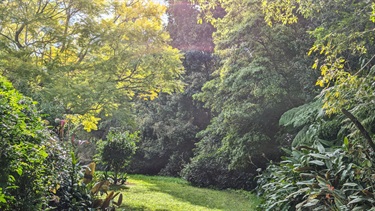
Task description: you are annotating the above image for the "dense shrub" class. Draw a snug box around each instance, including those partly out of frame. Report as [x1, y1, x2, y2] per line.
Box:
[96, 131, 138, 183]
[0, 76, 95, 210]
[0, 76, 51, 210]
[258, 97, 375, 210]
[47, 150, 93, 210]
[48, 152, 125, 210]
[182, 154, 255, 190]
[129, 117, 200, 176]
[257, 139, 375, 210]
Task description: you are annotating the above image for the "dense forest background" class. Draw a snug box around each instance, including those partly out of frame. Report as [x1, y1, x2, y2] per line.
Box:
[1, 0, 375, 210]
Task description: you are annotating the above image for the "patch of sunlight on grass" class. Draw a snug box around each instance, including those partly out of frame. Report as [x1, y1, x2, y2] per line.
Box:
[112, 174, 260, 211]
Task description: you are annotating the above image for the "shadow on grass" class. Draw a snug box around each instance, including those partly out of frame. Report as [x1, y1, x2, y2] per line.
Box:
[150, 181, 253, 210]
[115, 175, 257, 211]
[109, 184, 129, 191]
[149, 184, 222, 209]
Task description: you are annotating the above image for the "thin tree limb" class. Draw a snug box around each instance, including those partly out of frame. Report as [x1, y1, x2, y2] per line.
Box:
[15, 24, 26, 49]
[354, 53, 375, 76]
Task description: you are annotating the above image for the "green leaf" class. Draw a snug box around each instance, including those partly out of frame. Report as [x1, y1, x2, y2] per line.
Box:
[16, 167, 23, 176]
[39, 149, 48, 159]
[308, 153, 328, 159]
[334, 197, 345, 209]
[8, 175, 15, 183]
[343, 137, 349, 150]
[71, 151, 77, 165]
[353, 207, 370, 211]
[299, 173, 316, 178]
[343, 183, 358, 187]
[303, 199, 320, 207]
[309, 160, 325, 166]
[0, 188, 6, 204]
[362, 160, 372, 167]
[296, 179, 315, 186]
[348, 197, 366, 205]
[316, 142, 325, 153]
[316, 176, 330, 186]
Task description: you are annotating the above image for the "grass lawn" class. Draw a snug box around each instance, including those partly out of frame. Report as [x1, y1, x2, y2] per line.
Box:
[110, 174, 260, 211]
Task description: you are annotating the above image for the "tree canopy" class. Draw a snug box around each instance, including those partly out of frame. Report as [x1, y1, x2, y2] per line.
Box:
[0, 0, 183, 133]
[181, 0, 319, 188]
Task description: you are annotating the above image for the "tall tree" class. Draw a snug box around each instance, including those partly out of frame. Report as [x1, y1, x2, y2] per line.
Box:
[182, 0, 319, 189]
[129, 0, 217, 176]
[0, 0, 183, 135]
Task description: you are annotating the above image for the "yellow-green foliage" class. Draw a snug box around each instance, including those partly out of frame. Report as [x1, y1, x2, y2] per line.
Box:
[0, 0, 184, 132]
[0, 76, 49, 210]
[261, 0, 375, 115]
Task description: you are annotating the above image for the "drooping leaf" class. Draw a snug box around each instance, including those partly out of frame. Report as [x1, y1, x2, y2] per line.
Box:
[309, 160, 325, 166]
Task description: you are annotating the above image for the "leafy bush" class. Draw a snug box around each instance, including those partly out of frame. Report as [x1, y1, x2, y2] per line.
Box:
[45, 138, 131, 210]
[257, 139, 375, 210]
[48, 151, 92, 210]
[96, 131, 138, 184]
[0, 76, 51, 210]
[182, 154, 255, 190]
[129, 119, 199, 176]
[48, 156, 124, 210]
[0, 76, 100, 210]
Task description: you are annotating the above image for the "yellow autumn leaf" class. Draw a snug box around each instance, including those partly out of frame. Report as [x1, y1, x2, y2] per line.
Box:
[82, 115, 101, 132]
[321, 65, 328, 76]
[66, 113, 101, 132]
[312, 60, 318, 69]
[66, 114, 81, 125]
[316, 79, 324, 87]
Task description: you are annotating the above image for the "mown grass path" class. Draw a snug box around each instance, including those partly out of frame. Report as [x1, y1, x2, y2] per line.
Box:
[112, 174, 260, 211]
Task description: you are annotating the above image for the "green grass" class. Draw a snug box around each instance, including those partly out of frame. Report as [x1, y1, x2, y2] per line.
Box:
[110, 174, 260, 211]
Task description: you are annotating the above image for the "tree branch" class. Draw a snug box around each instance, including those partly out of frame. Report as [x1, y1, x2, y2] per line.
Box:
[342, 108, 375, 152]
[15, 24, 26, 49]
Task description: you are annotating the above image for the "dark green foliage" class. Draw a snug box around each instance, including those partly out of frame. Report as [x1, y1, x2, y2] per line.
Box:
[98, 171, 128, 186]
[48, 151, 92, 210]
[0, 75, 50, 210]
[97, 131, 138, 184]
[130, 81, 212, 176]
[130, 92, 205, 175]
[279, 99, 323, 129]
[130, 0, 216, 176]
[182, 154, 255, 190]
[182, 115, 280, 189]
[184, 0, 318, 189]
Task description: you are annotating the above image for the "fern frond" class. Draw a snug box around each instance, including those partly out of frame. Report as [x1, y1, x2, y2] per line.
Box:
[280, 99, 323, 128]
